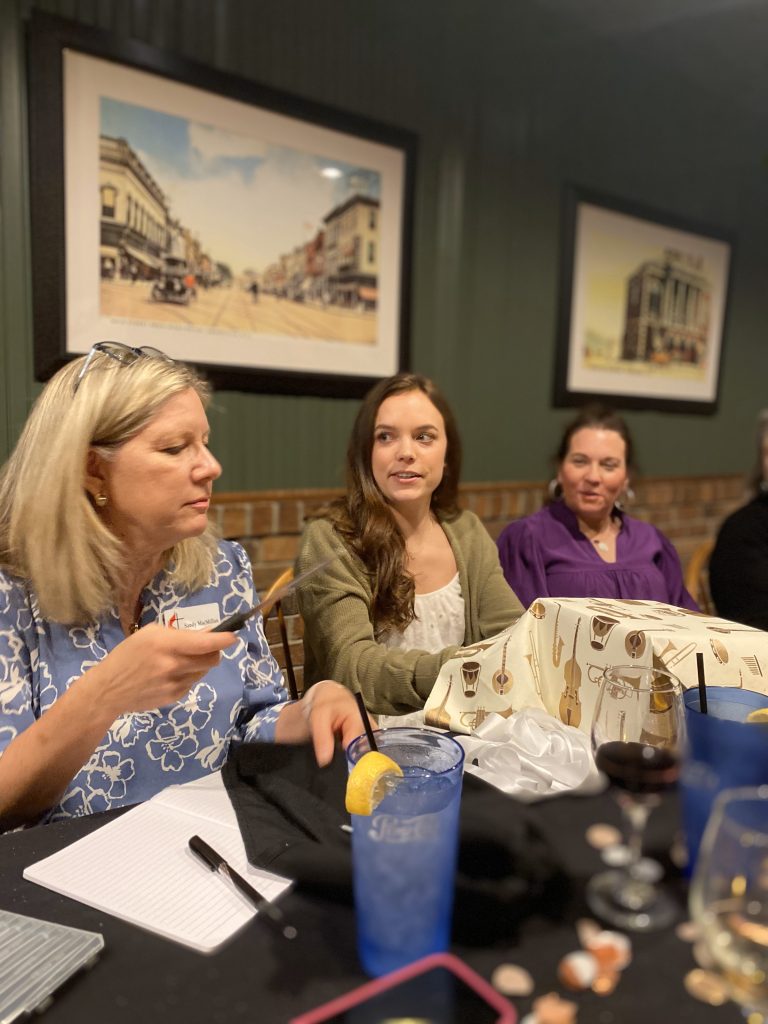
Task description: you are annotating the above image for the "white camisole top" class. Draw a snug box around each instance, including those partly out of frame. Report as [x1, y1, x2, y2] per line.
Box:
[382, 573, 465, 654]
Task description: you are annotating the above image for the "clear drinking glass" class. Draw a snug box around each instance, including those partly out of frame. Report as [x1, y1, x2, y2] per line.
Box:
[587, 665, 684, 931]
[346, 728, 465, 977]
[689, 786, 768, 1017]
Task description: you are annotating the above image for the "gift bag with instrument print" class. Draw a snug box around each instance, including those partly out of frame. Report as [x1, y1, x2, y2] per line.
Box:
[423, 618, 548, 734]
[425, 596, 768, 736]
[516, 596, 768, 734]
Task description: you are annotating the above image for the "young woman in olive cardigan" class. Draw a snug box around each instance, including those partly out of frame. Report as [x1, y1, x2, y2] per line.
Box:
[296, 373, 523, 716]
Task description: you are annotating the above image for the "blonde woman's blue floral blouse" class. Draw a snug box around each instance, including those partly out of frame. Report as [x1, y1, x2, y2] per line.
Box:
[0, 540, 287, 822]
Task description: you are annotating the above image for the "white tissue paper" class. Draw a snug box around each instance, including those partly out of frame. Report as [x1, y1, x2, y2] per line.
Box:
[377, 707, 602, 801]
[458, 707, 603, 802]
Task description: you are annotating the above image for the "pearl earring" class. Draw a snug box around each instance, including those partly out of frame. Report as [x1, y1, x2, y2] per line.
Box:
[94, 493, 108, 508]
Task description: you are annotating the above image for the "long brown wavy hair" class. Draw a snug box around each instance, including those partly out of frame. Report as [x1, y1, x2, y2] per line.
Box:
[321, 373, 462, 636]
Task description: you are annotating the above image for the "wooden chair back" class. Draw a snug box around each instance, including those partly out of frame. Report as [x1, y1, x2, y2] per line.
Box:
[685, 538, 716, 616]
[260, 567, 299, 700]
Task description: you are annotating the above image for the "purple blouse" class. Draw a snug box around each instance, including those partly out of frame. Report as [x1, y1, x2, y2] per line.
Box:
[496, 502, 698, 611]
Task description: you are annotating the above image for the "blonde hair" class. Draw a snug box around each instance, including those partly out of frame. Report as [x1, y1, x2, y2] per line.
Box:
[0, 351, 218, 624]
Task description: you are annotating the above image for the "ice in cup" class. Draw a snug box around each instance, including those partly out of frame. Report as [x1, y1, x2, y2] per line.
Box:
[680, 686, 768, 873]
[346, 728, 465, 977]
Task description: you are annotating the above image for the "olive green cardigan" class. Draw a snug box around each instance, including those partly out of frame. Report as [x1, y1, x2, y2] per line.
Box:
[295, 511, 524, 716]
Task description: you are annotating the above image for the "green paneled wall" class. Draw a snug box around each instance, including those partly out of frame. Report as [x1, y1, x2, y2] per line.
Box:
[2, 0, 767, 490]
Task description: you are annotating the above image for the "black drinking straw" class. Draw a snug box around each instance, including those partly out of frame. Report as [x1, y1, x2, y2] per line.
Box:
[696, 651, 708, 714]
[354, 691, 379, 751]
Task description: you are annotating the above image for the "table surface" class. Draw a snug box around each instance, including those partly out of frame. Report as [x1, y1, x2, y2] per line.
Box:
[0, 786, 743, 1024]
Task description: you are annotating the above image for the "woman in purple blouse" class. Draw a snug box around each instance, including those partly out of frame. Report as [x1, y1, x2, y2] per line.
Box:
[496, 406, 697, 611]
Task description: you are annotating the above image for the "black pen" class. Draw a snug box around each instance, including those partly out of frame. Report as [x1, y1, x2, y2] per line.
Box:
[188, 835, 297, 940]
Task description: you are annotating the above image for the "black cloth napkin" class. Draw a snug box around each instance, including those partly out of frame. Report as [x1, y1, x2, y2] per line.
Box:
[222, 741, 352, 900]
[222, 742, 568, 944]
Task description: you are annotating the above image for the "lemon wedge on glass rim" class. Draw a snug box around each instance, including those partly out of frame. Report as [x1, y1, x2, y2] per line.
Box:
[345, 751, 404, 815]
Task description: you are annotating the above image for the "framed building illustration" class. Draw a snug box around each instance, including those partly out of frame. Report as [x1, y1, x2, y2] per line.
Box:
[554, 187, 733, 413]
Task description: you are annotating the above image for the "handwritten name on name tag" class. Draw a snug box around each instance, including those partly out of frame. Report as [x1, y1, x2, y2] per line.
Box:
[160, 604, 220, 631]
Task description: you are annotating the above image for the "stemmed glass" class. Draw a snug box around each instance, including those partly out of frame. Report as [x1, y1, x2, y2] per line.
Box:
[689, 786, 768, 1018]
[587, 665, 685, 931]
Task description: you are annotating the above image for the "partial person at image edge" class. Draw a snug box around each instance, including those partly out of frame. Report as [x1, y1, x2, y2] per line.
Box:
[496, 405, 697, 611]
[709, 409, 768, 629]
[296, 373, 524, 718]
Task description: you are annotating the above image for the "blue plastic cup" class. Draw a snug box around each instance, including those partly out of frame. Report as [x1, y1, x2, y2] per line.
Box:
[346, 728, 465, 977]
[680, 687, 768, 874]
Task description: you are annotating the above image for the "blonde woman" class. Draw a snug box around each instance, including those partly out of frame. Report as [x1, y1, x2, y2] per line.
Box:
[0, 343, 360, 828]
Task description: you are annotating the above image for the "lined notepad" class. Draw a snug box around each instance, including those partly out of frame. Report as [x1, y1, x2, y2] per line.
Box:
[23, 773, 292, 954]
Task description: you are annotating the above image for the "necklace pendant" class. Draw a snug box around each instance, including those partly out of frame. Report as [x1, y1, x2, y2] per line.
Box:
[593, 539, 608, 552]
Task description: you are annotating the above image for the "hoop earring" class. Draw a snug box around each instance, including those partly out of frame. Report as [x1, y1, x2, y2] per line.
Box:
[94, 492, 108, 508]
[614, 485, 634, 513]
[548, 478, 562, 501]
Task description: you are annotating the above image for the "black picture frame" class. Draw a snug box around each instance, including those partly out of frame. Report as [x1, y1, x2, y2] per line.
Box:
[26, 12, 416, 398]
[553, 186, 733, 414]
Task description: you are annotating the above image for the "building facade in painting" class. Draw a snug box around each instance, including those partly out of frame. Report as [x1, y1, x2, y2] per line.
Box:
[323, 195, 379, 309]
[99, 135, 219, 286]
[99, 136, 168, 280]
[622, 251, 710, 366]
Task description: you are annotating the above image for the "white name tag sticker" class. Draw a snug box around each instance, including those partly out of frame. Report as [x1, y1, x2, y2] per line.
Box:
[161, 603, 220, 631]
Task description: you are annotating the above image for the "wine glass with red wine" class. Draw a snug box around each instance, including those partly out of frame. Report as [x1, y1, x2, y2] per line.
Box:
[587, 664, 684, 931]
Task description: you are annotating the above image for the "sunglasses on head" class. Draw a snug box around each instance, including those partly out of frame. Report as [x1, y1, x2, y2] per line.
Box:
[73, 341, 173, 395]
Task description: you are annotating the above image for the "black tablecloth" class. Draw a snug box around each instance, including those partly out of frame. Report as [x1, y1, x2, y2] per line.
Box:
[0, 777, 743, 1024]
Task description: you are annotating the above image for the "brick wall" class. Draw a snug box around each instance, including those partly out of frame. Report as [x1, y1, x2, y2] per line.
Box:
[211, 473, 746, 694]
